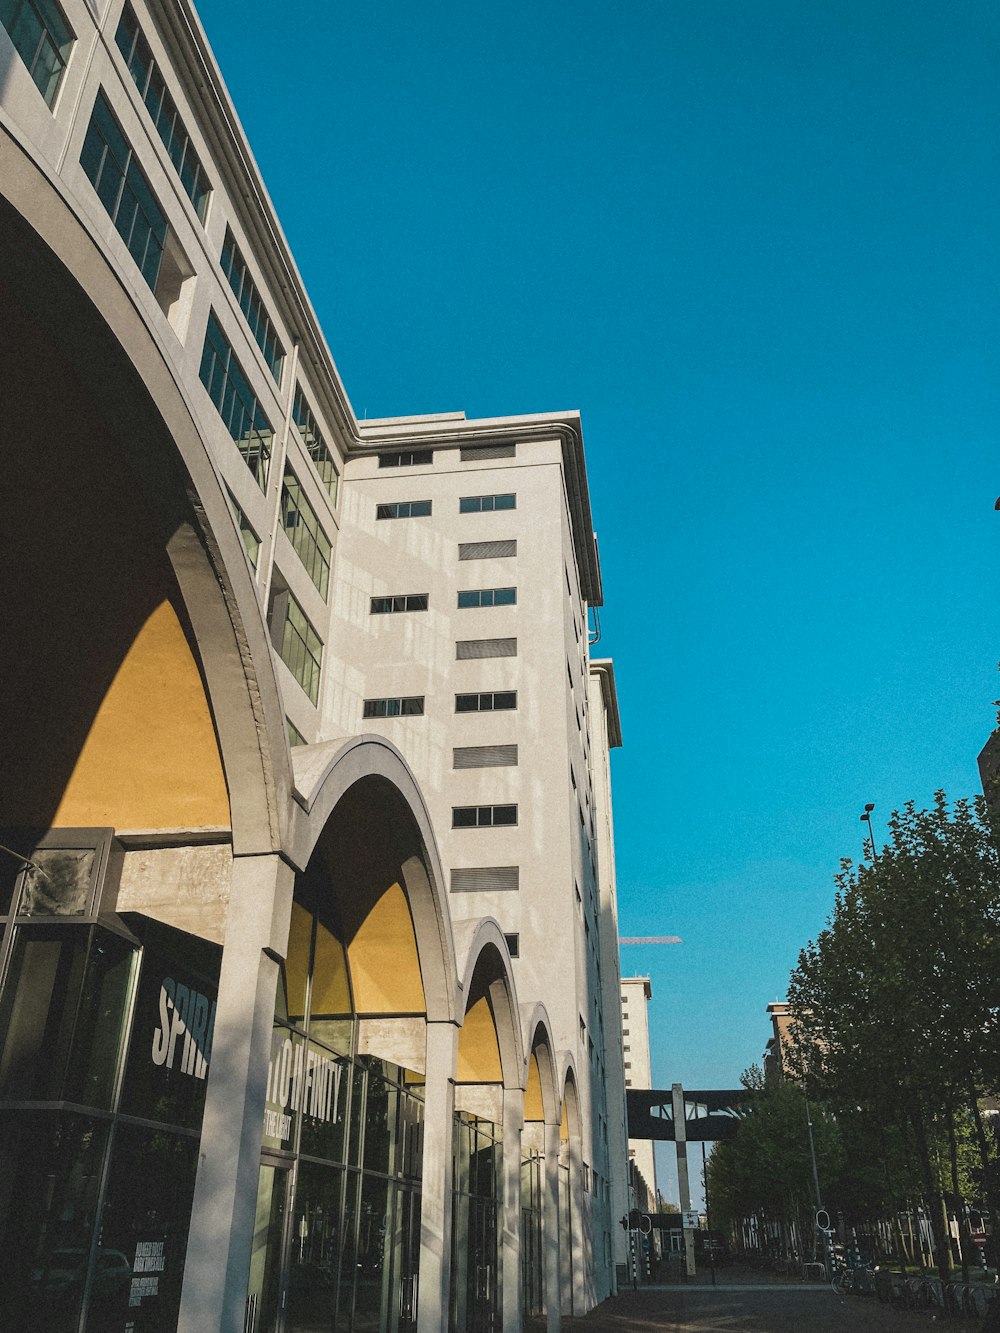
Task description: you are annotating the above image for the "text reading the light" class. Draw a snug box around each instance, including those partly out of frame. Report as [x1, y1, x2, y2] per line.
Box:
[151, 977, 216, 1079]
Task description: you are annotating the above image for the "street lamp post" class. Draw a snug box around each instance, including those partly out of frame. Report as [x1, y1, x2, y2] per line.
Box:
[860, 803, 877, 864]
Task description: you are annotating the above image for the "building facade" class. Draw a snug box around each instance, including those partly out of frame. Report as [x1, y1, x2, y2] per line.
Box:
[0, 1, 626, 1330]
[620, 977, 657, 1206]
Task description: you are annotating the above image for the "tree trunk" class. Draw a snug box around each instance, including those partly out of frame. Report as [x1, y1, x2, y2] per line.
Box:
[969, 1088, 1000, 1268]
[946, 1107, 969, 1282]
[911, 1105, 952, 1282]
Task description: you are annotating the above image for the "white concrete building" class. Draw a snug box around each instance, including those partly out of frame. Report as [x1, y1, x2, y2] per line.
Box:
[0, 0, 629, 1329]
[328, 414, 623, 1302]
[621, 977, 658, 1204]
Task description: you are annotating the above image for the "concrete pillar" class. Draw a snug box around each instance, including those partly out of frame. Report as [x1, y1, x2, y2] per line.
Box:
[417, 1020, 459, 1333]
[672, 1083, 696, 1279]
[559, 1141, 572, 1311]
[569, 1136, 586, 1313]
[543, 1119, 562, 1333]
[501, 1086, 524, 1333]
[178, 852, 293, 1333]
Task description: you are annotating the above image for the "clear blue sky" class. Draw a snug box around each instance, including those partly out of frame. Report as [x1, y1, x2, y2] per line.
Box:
[196, 0, 1000, 1201]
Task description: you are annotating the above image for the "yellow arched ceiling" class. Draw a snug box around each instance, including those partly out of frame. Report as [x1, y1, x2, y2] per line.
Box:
[525, 1052, 545, 1121]
[560, 1099, 569, 1142]
[51, 597, 229, 830]
[284, 901, 313, 1020]
[347, 881, 425, 1014]
[312, 917, 352, 1016]
[457, 995, 503, 1084]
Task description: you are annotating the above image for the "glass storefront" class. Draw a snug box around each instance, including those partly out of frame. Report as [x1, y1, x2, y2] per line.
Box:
[0, 839, 221, 1333]
[520, 1149, 543, 1317]
[247, 901, 424, 1333]
[450, 1112, 501, 1333]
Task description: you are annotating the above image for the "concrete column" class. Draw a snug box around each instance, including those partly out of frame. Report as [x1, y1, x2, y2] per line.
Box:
[569, 1137, 586, 1313]
[417, 1020, 459, 1333]
[672, 1083, 696, 1279]
[178, 851, 294, 1333]
[501, 1086, 524, 1333]
[543, 1120, 562, 1333]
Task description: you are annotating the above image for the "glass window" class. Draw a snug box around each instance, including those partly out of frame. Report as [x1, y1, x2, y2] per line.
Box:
[0, 0, 73, 107]
[299, 1045, 351, 1164]
[375, 500, 431, 520]
[0, 1111, 109, 1330]
[292, 385, 339, 504]
[114, 3, 210, 220]
[80, 92, 168, 292]
[281, 470, 331, 599]
[353, 1172, 391, 1326]
[459, 493, 515, 513]
[278, 592, 323, 705]
[226, 490, 260, 569]
[199, 311, 274, 489]
[369, 594, 428, 614]
[452, 805, 518, 829]
[16, 846, 96, 915]
[362, 697, 424, 719]
[378, 450, 432, 467]
[457, 588, 516, 609]
[285, 1161, 343, 1330]
[361, 1066, 396, 1176]
[92, 1122, 200, 1332]
[117, 915, 221, 1131]
[455, 691, 516, 713]
[0, 924, 136, 1108]
[220, 228, 284, 383]
[261, 1027, 304, 1154]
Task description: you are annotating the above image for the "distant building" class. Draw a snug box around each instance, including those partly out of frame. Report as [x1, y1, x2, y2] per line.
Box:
[763, 1001, 795, 1081]
[621, 977, 657, 1201]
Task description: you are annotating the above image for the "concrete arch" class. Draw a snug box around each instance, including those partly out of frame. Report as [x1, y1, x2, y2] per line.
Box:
[453, 918, 525, 1091]
[521, 1003, 560, 1125]
[287, 735, 457, 1025]
[0, 129, 291, 855]
[560, 1055, 584, 1142]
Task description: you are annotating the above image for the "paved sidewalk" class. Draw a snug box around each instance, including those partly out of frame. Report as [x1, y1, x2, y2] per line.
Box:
[526, 1284, 948, 1332]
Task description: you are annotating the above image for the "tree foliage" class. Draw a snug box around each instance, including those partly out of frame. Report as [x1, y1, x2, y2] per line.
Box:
[785, 793, 1000, 1276]
[707, 1077, 842, 1252]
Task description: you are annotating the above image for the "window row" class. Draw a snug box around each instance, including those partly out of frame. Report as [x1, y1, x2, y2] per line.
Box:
[376, 500, 431, 520]
[374, 494, 516, 519]
[369, 589, 516, 613]
[73, 81, 341, 519]
[452, 805, 517, 829]
[0, 0, 73, 107]
[199, 310, 274, 489]
[281, 470, 331, 599]
[362, 693, 516, 716]
[271, 587, 323, 706]
[372, 446, 516, 465]
[115, 3, 210, 221]
[221, 226, 284, 383]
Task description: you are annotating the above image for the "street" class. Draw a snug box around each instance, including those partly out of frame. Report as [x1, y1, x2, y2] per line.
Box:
[528, 1278, 950, 1333]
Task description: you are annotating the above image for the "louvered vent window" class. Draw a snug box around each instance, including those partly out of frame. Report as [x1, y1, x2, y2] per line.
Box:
[453, 744, 518, 769]
[460, 443, 516, 461]
[456, 638, 517, 659]
[459, 540, 517, 561]
[450, 866, 520, 893]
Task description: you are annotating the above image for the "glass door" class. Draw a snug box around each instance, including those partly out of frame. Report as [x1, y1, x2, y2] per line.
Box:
[246, 1162, 289, 1333]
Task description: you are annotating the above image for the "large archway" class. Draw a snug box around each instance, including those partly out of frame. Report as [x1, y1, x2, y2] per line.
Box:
[0, 156, 295, 1333]
[246, 742, 457, 1333]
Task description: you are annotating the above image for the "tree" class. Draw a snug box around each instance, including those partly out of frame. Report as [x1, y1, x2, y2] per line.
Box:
[787, 793, 1000, 1278]
[707, 1077, 843, 1257]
